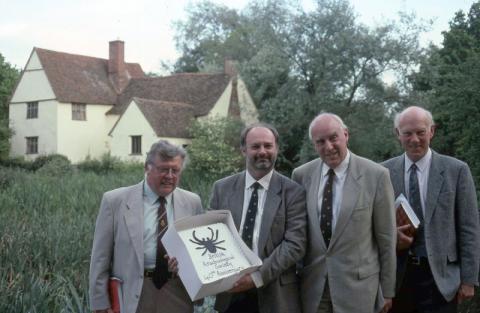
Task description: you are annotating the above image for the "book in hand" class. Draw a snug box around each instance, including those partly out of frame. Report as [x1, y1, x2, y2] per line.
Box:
[394, 193, 420, 237]
[108, 277, 124, 313]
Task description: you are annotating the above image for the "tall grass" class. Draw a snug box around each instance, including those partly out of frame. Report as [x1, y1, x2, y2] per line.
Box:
[0, 165, 216, 313]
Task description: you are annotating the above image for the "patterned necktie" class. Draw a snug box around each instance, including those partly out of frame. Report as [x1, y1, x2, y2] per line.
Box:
[320, 169, 335, 248]
[242, 182, 261, 249]
[153, 196, 169, 289]
[409, 164, 424, 221]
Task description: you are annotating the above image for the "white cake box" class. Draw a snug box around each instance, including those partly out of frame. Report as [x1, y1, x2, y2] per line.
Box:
[161, 210, 262, 301]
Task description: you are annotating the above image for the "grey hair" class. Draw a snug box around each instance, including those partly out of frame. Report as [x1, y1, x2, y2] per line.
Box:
[308, 112, 348, 140]
[394, 106, 435, 130]
[240, 122, 279, 148]
[145, 140, 188, 169]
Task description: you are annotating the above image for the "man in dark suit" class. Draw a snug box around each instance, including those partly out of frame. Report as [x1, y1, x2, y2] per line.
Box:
[382, 106, 480, 312]
[209, 123, 307, 313]
[89, 140, 203, 313]
[292, 113, 396, 313]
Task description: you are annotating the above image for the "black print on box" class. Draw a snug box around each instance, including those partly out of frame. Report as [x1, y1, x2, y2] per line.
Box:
[189, 227, 226, 256]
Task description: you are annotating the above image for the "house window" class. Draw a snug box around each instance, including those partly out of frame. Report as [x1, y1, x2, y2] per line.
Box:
[27, 101, 38, 119]
[131, 136, 142, 155]
[26, 137, 38, 154]
[72, 103, 86, 120]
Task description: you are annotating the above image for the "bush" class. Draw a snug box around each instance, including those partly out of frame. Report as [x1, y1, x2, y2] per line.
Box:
[31, 154, 71, 171]
[187, 117, 244, 181]
[77, 153, 124, 174]
[36, 156, 73, 177]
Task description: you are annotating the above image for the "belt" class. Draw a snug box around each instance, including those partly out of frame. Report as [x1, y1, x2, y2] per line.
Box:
[407, 255, 429, 267]
[144, 269, 155, 278]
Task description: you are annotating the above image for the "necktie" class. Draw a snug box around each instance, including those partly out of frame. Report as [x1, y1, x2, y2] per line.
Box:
[409, 164, 424, 221]
[242, 182, 260, 249]
[320, 169, 335, 248]
[153, 196, 169, 289]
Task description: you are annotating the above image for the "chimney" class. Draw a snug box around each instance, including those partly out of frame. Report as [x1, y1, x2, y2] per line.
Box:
[108, 40, 129, 92]
[224, 58, 237, 77]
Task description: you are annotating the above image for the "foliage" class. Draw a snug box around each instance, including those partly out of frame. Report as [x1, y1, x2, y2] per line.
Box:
[411, 1, 480, 186]
[0, 53, 20, 121]
[0, 162, 224, 312]
[186, 117, 245, 181]
[76, 153, 141, 174]
[173, 0, 428, 171]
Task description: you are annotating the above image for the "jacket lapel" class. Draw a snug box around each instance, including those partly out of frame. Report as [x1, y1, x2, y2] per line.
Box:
[390, 155, 406, 197]
[229, 172, 246, 230]
[307, 159, 328, 250]
[425, 151, 444, 224]
[329, 153, 360, 249]
[171, 189, 187, 221]
[124, 182, 144, 267]
[257, 172, 282, 257]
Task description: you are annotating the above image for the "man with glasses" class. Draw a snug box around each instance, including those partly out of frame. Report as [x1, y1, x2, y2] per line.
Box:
[89, 140, 203, 313]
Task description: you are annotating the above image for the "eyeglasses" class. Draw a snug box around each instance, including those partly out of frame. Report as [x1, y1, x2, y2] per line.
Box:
[153, 167, 181, 177]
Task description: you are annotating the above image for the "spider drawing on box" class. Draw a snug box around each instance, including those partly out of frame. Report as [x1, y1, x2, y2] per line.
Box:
[189, 227, 226, 256]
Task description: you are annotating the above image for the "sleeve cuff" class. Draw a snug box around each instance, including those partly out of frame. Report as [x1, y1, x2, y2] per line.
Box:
[250, 270, 264, 288]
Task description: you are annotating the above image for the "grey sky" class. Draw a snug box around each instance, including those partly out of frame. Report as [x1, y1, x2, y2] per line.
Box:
[0, 0, 475, 73]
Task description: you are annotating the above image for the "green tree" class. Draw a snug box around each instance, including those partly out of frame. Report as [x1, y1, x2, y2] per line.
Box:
[412, 1, 480, 186]
[186, 117, 245, 181]
[173, 0, 427, 171]
[0, 53, 20, 160]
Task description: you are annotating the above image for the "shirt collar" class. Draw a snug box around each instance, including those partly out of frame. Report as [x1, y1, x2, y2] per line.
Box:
[404, 148, 432, 173]
[322, 150, 351, 178]
[143, 179, 173, 205]
[245, 169, 274, 190]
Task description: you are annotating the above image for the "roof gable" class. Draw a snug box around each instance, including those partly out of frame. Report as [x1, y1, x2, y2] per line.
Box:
[112, 73, 231, 116]
[35, 48, 145, 105]
[123, 97, 196, 138]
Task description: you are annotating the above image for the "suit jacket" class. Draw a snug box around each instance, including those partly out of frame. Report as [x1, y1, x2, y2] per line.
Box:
[89, 181, 203, 313]
[292, 152, 396, 313]
[382, 150, 480, 301]
[209, 170, 307, 313]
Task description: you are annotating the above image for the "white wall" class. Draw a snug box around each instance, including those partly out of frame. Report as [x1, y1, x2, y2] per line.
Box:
[57, 102, 114, 163]
[9, 100, 58, 160]
[10, 52, 55, 103]
[201, 80, 232, 121]
[237, 78, 259, 124]
[110, 101, 191, 162]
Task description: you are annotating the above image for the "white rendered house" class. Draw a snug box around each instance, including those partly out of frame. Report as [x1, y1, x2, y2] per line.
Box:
[8, 41, 258, 163]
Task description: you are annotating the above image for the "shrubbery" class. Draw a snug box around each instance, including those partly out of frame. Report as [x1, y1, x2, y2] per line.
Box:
[186, 117, 245, 181]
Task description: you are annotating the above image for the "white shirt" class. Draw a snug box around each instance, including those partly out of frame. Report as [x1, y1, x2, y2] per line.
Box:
[240, 170, 272, 254]
[239, 169, 273, 287]
[404, 148, 432, 217]
[143, 179, 174, 269]
[317, 150, 350, 231]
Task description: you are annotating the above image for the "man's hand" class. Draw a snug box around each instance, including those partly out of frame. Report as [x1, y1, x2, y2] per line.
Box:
[93, 309, 114, 313]
[228, 274, 255, 293]
[380, 298, 392, 313]
[397, 224, 414, 251]
[165, 255, 178, 276]
[457, 283, 474, 304]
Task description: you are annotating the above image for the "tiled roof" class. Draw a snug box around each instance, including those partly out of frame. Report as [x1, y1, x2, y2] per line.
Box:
[35, 48, 145, 105]
[133, 97, 196, 138]
[111, 73, 231, 116]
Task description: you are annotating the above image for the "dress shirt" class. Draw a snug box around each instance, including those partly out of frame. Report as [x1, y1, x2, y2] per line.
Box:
[143, 179, 174, 269]
[404, 148, 432, 217]
[239, 169, 273, 287]
[317, 150, 350, 231]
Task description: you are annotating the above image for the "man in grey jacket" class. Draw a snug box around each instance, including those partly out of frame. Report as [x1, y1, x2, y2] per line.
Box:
[210, 123, 307, 313]
[383, 106, 480, 312]
[89, 140, 203, 313]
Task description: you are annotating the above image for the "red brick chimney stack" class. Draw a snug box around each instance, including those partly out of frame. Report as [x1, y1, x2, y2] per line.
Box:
[108, 40, 129, 92]
[224, 58, 238, 77]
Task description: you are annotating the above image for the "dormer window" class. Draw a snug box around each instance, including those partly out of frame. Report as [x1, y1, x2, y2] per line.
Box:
[27, 101, 38, 119]
[72, 103, 86, 120]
